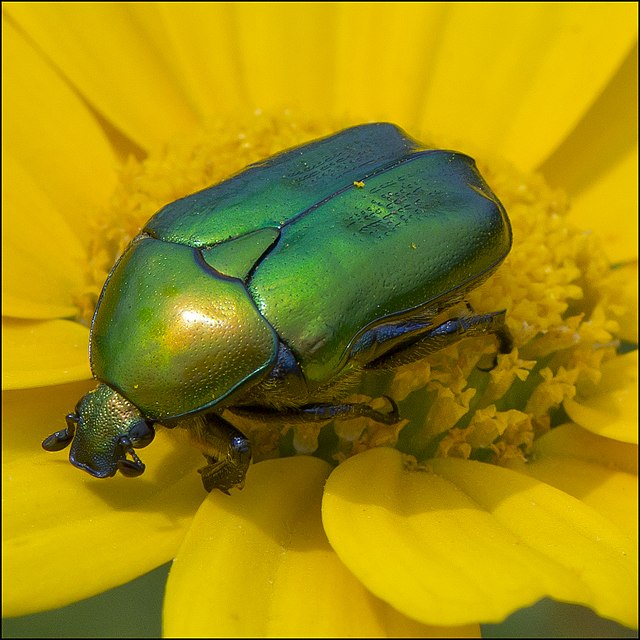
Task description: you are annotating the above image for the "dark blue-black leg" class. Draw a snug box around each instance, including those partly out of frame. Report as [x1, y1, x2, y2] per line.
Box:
[351, 309, 512, 369]
[229, 396, 399, 425]
[42, 413, 78, 452]
[192, 413, 252, 494]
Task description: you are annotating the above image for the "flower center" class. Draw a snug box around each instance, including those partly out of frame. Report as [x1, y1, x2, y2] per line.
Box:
[78, 111, 630, 469]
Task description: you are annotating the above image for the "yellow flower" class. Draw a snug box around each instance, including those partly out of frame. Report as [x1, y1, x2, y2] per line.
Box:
[2, 2, 637, 637]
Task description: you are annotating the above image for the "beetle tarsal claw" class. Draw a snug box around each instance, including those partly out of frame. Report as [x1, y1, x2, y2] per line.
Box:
[198, 456, 248, 494]
[42, 412, 79, 451]
[116, 437, 146, 477]
[476, 325, 514, 372]
[117, 455, 145, 477]
[380, 396, 400, 423]
[42, 429, 74, 452]
[117, 461, 145, 477]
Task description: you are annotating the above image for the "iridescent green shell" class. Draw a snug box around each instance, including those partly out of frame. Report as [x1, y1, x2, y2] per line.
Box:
[90, 123, 510, 420]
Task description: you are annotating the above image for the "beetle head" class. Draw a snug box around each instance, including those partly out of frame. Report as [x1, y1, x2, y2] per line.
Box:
[42, 384, 155, 479]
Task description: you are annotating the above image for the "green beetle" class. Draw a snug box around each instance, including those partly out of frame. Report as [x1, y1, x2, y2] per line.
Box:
[43, 123, 512, 493]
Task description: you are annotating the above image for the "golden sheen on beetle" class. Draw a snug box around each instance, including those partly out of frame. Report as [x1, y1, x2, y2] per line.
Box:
[43, 123, 512, 493]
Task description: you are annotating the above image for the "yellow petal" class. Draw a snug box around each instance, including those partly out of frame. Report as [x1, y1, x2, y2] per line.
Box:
[569, 146, 638, 264]
[2, 318, 91, 390]
[331, 3, 447, 128]
[615, 261, 639, 344]
[232, 3, 338, 118]
[156, 3, 247, 120]
[539, 43, 638, 262]
[2, 381, 204, 616]
[323, 448, 637, 628]
[527, 457, 638, 545]
[412, 3, 637, 171]
[5, 3, 198, 152]
[164, 456, 477, 637]
[515, 423, 637, 545]
[2, 17, 117, 240]
[530, 421, 637, 476]
[2, 296, 76, 322]
[564, 351, 638, 444]
[3, 156, 87, 319]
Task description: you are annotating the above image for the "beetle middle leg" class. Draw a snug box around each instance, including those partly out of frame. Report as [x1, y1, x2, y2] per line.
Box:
[228, 396, 399, 426]
[352, 309, 513, 370]
[187, 413, 252, 494]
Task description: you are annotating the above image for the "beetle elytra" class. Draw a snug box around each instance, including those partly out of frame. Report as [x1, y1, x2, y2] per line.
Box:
[43, 123, 512, 493]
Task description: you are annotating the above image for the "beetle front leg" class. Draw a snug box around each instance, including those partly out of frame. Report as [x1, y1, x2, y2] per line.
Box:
[115, 435, 146, 478]
[189, 413, 252, 494]
[42, 413, 78, 452]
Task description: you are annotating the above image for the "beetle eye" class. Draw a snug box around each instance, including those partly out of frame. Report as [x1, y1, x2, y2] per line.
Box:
[128, 420, 155, 448]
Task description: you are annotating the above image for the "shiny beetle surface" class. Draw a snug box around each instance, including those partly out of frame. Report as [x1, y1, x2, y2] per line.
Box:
[43, 123, 512, 493]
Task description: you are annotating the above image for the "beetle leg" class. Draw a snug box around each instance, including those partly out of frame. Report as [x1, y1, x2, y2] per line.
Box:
[291, 397, 400, 425]
[42, 413, 78, 452]
[116, 456, 145, 477]
[191, 413, 252, 494]
[229, 396, 400, 426]
[358, 309, 512, 370]
[115, 435, 146, 477]
[478, 324, 513, 371]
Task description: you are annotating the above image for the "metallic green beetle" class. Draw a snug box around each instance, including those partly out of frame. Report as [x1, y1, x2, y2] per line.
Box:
[43, 123, 512, 493]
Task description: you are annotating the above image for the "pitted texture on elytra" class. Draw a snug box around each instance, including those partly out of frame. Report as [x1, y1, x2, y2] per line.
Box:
[85, 122, 511, 438]
[91, 237, 277, 419]
[144, 123, 511, 387]
[248, 151, 510, 384]
[145, 123, 419, 247]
